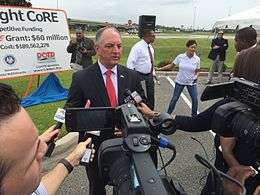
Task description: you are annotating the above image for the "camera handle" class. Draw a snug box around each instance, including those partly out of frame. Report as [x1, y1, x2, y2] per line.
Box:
[123, 134, 174, 195]
[131, 152, 169, 195]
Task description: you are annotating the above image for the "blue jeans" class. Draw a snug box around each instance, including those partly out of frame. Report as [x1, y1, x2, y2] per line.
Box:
[167, 82, 198, 117]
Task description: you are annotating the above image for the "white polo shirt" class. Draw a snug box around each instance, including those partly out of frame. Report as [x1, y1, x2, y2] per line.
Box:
[174, 52, 200, 85]
[127, 39, 154, 74]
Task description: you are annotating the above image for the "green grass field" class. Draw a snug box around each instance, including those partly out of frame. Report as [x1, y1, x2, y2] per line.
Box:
[1, 36, 236, 135]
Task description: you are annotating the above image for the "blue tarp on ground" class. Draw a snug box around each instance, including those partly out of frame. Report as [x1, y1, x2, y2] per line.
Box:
[21, 73, 68, 107]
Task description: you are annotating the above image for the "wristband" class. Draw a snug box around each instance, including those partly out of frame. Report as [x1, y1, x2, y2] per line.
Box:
[153, 112, 160, 117]
[58, 158, 74, 174]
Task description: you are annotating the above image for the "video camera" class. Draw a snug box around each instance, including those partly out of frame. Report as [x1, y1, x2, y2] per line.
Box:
[65, 95, 184, 195]
[63, 77, 260, 194]
[201, 77, 260, 171]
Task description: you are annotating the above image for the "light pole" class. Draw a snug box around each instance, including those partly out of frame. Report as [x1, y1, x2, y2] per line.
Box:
[192, 6, 197, 30]
[56, 0, 59, 9]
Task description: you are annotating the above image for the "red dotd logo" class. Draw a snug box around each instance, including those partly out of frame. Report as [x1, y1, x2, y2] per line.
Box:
[37, 51, 56, 63]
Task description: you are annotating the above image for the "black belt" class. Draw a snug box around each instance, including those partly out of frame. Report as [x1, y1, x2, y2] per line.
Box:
[138, 72, 152, 76]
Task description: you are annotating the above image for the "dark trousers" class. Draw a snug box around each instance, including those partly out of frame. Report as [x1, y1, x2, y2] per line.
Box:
[138, 72, 155, 110]
[85, 155, 106, 195]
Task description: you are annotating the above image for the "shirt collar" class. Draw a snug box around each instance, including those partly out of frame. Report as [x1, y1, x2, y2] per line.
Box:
[185, 52, 196, 59]
[98, 60, 118, 76]
[141, 39, 150, 46]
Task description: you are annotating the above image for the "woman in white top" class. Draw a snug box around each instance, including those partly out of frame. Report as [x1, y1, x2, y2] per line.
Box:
[157, 40, 200, 116]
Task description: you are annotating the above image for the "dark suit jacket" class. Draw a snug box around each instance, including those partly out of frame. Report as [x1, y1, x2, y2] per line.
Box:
[208, 37, 228, 61]
[66, 37, 96, 68]
[65, 62, 145, 146]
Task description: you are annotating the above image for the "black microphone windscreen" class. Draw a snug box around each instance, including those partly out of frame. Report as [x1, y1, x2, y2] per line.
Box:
[124, 89, 132, 97]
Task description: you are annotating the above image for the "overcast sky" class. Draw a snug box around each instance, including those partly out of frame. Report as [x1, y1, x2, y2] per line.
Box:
[30, 0, 259, 29]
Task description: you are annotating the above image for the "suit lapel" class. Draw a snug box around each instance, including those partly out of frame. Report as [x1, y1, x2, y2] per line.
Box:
[91, 63, 110, 106]
[117, 65, 127, 105]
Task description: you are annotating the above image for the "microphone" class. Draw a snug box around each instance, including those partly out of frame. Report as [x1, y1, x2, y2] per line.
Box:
[45, 108, 66, 157]
[124, 89, 143, 105]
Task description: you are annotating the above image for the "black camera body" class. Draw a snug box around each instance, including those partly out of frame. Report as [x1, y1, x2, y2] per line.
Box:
[201, 78, 260, 146]
[201, 77, 260, 170]
[78, 46, 85, 52]
[65, 103, 183, 195]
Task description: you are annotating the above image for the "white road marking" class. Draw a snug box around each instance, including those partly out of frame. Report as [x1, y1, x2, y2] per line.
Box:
[165, 76, 216, 136]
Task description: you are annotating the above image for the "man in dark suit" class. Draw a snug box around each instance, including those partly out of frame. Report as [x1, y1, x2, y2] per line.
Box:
[206, 30, 228, 84]
[65, 26, 145, 195]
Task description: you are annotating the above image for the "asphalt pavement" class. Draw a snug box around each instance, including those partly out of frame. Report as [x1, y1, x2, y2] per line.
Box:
[53, 75, 229, 195]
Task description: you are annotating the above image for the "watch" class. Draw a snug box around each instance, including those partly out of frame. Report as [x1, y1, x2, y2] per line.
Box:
[58, 158, 74, 174]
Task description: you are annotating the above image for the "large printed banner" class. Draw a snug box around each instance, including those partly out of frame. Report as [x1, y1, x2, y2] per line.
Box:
[0, 6, 71, 79]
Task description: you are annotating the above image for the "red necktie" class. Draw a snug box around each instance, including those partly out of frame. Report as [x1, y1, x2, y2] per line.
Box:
[148, 45, 154, 73]
[105, 70, 117, 107]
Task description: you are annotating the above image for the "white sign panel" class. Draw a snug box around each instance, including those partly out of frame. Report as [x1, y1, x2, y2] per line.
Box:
[0, 6, 71, 79]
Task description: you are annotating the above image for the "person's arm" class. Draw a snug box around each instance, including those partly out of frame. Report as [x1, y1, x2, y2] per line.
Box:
[157, 55, 179, 71]
[253, 186, 260, 195]
[223, 39, 228, 50]
[137, 102, 157, 118]
[219, 39, 228, 52]
[211, 39, 219, 49]
[223, 165, 255, 195]
[156, 63, 175, 71]
[194, 57, 200, 79]
[126, 47, 137, 70]
[194, 68, 200, 78]
[67, 40, 77, 53]
[40, 138, 93, 195]
[220, 136, 240, 168]
[83, 39, 96, 57]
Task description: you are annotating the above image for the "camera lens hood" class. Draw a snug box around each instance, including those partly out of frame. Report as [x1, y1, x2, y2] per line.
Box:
[149, 112, 177, 135]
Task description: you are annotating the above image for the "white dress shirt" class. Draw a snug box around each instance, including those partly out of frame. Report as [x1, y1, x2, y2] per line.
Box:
[127, 39, 154, 74]
[31, 183, 48, 195]
[87, 61, 118, 137]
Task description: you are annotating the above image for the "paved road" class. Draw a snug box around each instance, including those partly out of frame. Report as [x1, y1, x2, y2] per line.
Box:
[54, 75, 229, 195]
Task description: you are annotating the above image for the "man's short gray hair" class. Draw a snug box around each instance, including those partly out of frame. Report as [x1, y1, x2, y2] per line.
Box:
[95, 26, 121, 45]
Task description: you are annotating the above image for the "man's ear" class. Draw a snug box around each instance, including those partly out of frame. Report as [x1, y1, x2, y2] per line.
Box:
[94, 45, 99, 54]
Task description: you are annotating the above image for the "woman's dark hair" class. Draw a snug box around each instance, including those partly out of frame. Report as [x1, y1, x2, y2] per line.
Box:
[0, 83, 20, 193]
[186, 39, 197, 47]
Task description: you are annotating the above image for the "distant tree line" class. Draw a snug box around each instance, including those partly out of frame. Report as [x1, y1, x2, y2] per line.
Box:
[0, 0, 32, 7]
